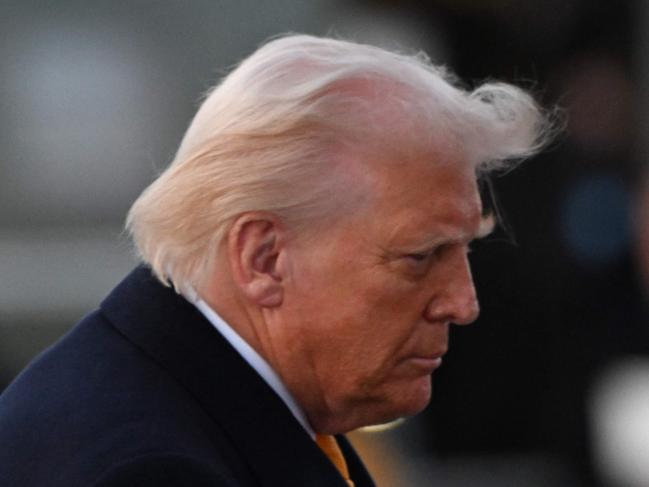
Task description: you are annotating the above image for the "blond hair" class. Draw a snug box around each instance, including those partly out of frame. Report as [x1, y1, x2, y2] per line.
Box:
[127, 34, 553, 290]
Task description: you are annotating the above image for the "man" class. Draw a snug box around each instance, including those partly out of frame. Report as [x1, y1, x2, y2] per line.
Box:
[0, 35, 550, 486]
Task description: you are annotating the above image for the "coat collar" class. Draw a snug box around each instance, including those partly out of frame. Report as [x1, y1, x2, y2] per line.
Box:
[100, 266, 374, 487]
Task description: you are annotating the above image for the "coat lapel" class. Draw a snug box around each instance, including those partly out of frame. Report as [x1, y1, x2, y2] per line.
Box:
[100, 266, 374, 487]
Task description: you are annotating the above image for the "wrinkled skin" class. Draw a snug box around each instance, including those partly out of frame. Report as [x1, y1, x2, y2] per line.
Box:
[262, 156, 485, 433]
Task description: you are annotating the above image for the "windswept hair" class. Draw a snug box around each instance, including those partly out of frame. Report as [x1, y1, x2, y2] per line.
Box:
[127, 34, 555, 291]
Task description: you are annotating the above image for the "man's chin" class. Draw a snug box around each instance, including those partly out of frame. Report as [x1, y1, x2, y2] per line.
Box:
[316, 377, 432, 433]
[398, 376, 434, 415]
[374, 377, 433, 422]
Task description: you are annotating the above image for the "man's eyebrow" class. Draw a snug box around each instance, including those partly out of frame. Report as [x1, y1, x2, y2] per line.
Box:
[405, 214, 496, 252]
[415, 215, 495, 250]
[441, 214, 496, 244]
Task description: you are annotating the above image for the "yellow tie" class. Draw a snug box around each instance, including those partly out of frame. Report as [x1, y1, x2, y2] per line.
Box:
[315, 434, 355, 487]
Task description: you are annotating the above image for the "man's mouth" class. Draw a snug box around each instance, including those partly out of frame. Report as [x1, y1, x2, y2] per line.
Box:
[408, 355, 444, 372]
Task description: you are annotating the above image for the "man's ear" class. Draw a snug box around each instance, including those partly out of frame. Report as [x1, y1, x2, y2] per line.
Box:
[227, 213, 285, 307]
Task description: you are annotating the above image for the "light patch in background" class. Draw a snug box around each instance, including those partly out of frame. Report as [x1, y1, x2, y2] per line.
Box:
[0, 227, 137, 317]
[591, 358, 649, 487]
[0, 19, 172, 224]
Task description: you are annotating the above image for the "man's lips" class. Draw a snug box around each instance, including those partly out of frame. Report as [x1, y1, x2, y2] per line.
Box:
[408, 355, 444, 372]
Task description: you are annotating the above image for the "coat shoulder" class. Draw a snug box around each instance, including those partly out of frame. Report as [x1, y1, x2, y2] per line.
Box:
[92, 453, 239, 487]
[0, 310, 250, 486]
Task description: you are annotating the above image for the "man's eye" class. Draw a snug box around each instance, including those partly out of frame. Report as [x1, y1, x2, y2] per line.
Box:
[405, 252, 430, 262]
[405, 244, 450, 263]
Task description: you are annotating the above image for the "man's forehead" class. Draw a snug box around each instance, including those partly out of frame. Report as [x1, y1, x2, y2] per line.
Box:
[346, 147, 485, 234]
[374, 185, 487, 250]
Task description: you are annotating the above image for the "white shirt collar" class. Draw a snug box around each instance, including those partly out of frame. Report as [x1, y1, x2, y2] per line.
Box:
[189, 293, 315, 439]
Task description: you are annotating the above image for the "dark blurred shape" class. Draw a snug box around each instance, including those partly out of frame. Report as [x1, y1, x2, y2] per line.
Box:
[558, 55, 634, 154]
[560, 173, 630, 268]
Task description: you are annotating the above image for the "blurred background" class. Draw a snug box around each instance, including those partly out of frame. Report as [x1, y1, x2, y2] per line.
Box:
[1, 0, 648, 485]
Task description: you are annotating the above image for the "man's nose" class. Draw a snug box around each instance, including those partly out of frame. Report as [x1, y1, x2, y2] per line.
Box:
[424, 253, 480, 325]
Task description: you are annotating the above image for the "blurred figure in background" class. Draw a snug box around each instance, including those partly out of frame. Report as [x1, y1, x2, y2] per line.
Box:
[0, 34, 551, 486]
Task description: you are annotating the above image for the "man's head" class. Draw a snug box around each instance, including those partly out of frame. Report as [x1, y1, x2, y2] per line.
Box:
[127, 35, 551, 433]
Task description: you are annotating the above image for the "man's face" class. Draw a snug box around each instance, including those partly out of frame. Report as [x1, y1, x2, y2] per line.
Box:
[271, 154, 484, 433]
